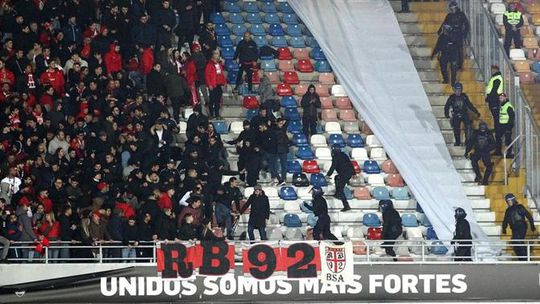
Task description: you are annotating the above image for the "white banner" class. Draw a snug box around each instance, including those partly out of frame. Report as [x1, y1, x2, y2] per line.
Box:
[320, 241, 354, 285]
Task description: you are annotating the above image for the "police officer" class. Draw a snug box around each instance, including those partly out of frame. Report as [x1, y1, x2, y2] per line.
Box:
[431, 24, 460, 85]
[303, 187, 337, 241]
[326, 144, 354, 212]
[485, 65, 504, 130]
[465, 121, 495, 185]
[503, 2, 524, 56]
[379, 200, 403, 261]
[439, 1, 470, 70]
[502, 193, 536, 261]
[494, 93, 515, 157]
[445, 82, 480, 146]
[451, 207, 472, 261]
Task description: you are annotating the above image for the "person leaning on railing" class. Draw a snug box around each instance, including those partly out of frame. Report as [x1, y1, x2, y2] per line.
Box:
[0, 198, 10, 263]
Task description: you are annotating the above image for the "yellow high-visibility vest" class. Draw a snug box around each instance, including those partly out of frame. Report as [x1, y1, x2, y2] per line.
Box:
[486, 74, 504, 95]
[504, 11, 522, 26]
[499, 102, 515, 124]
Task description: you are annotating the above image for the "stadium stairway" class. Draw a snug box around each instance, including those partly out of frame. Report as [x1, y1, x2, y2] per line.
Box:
[393, 0, 540, 248]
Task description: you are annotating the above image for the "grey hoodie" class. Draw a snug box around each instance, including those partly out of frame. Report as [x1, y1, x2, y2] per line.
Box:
[16, 206, 36, 241]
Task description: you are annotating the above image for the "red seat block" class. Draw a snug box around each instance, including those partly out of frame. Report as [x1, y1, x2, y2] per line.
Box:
[278, 47, 293, 60]
[387, 173, 405, 187]
[303, 160, 320, 173]
[283, 71, 300, 84]
[277, 83, 293, 96]
[367, 227, 382, 240]
[297, 59, 314, 73]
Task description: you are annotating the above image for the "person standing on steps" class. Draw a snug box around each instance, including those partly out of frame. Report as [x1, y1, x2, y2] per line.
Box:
[302, 187, 338, 241]
[379, 200, 402, 261]
[494, 93, 515, 158]
[439, 1, 470, 70]
[400, 0, 409, 13]
[502, 193, 536, 261]
[204, 50, 227, 120]
[431, 24, 460, 85]
[445, 82, 480, 146]
[233, 31, 258, 94]
[485, 65, 504, 131]
[465, 121, 495, 185]
[503, 2, 524, 56]
[452, 207, 472, 262]
[326, 144, 353, 212]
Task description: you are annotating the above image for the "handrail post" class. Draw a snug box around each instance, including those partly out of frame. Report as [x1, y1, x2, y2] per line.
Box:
[99, 243, 103, 263]
[527, 241, 531, 262]
[366, 241, 370, 263]
[45, 247, 49, 264]
[152, 242, 157, 263]
[421, 241, 425, 263]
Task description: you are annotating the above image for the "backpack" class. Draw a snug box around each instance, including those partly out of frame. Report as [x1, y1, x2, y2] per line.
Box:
[293, 173, 310, 187]
[284, 213, 302, 227]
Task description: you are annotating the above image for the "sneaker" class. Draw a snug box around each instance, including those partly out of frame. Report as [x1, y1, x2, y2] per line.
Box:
[474, 176, 482, 183]
[341, 206, 351, 212]
[279, 181, 287, 186]
[454, 142, 461, 147]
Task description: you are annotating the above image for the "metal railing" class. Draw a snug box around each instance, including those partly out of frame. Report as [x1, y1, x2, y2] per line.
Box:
[460, 0, 540, 212]
[3, 239, 540, 264]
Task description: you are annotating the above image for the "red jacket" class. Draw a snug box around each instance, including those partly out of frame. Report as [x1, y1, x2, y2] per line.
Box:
[185, 60, 198, 86]
[204, 60, 226, 88]
[0, 67, 15, 87]
[158, 193, 173, 210]
[115, 201, 136, 219]
[104, 44, 122, 74]
[140, 48, 154, 75]
[38, 195, 53, 213]
[39, 94, 54, 109]
[39, 221, 61, 239]
[40, 69, 65, 95]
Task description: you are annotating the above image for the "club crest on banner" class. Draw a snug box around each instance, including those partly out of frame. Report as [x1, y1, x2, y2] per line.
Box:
[326, 246, 346, 273]
[320, 241, 354, 285]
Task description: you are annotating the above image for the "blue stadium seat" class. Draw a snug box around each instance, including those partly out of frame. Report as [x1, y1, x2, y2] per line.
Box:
[392, 187, 410, 200]
[426, 227, 438, 240]
[310, 173, 327, 187]
[288, 120, 303, 134]
[282, 13, 299, 25]
[281, 96, 297, 108]
[372, 186, 391, 200]
[328, 134, 345, 148]
[246, 109, 258, 120]
[217, 35, 233, 47]
[227, 70, 238, 83]
[308, 37, 320, 48]
[344, 186, 353, 200]
[268, 24, 285, 36]
[261, 59, 277, 72]
[430, 241, 448, 255]
[212, 121, 229, 134]
[246, 13, 263, 24]
[243, 1, 259, 13]
[296, 146, 315, 160]
[261, 1, 278, 13]
[287, 151, 296, 160]
[271, 36, 288, 47]
[283, 107, 300, 120]
[287, 160, 302, 174]
[215, 23, 230, 36]
[363, 213, 381, 227]
[532, 61, 540, 74]
[289, 37, 306, 48]
[283, 214, 302, 227]
[292, 133, 308, 147]
[278, 2, 294, 13]
[210, 12, 225, 24]
[221, 47, 235, 60]
[286, 24, 303, 37]
[279, 187, 298, 200]
[232, 24, 247, 36]
[421, 215, 432, 228]
[264, 13, 280, 24]
[224, 60, 239, 72]
[254, 35, 267, 47]
[307, 214, 318, 227]
[250, 24, 266, 36]
[310, 47, 327, 60]
[401, 214, 418, 227]
[228, 12, 244, 24]
[224, 1, 241, 13]
[416, 203, 424, 213]
[363, 160, 381, 174]
[347, 134, 365, 148]
[315, 60, 332, 72]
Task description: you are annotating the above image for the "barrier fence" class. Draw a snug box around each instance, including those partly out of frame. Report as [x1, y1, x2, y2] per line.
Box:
[3, 239, 540, 264]
[460, 0, 540, 212]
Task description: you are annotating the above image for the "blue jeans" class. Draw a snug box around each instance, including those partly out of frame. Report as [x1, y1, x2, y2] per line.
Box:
[215, 203, 233, 238]
[269, 153, 287, 181]
[122, 247, 137, 262]
[248, 224, 267, 241]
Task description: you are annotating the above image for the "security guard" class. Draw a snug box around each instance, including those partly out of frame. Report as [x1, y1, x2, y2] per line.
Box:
[439, 1, 470, 70]
[303, 187, 338, 241]
[485, 65, 504, 130]
[444, 82, 480, 146]
[502, 193, 536, 261]
[465, 121, 495, 185]
[431, 24, 460, 85]
[503, 2, 524, 56]
[451, 207, 472, 261]
[326, 144, 354, 212]
[379, 200, 403, 261]
[494, 93, 515, 157]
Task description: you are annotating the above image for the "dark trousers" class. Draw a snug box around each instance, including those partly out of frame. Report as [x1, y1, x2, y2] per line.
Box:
[440, 58, 458, 85]
[302, 116, 317, 139]
[488, 102, 500, 131]
[334, 174, 352, 208]
[451, 115, 472, 146]
[456, 39, 465, 70]
[269, 152, 288, 181]
[511, 224, 528, 261]
[504, 29, 522, 55]
[382, 231, 401, 258]
[209, 85, 223, 117]
[170, 96, 186, 121]
[215, 203, 233, 238]
[235, 62, 254, 91]
[471, 151, 493, 184]
[246, 167, 260, 187]
[454, 244, 472, 261]
[495, 123, 513, 155]
[314, 214, 337, 240]
[248, 224, 267, 241]
[401, 0, 409, 12]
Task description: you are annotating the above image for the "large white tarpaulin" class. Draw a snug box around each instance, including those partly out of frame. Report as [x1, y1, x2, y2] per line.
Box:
[288, 0, 487, 241]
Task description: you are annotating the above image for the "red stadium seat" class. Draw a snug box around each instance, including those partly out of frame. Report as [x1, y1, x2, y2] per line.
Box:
[319, 72, 336, 85]
[278, 60, 294, 71]
[302, 160, 320, 173]
[519, 72, 534, 84]
[265, 72, 281, 84]
[277, 83, 293, 96]
[367, 227, 382, 240]
[336, 97, 352, 109]
[283, 71, 300, 84]
[351, 160, 361, 174]
[251, 68, 260, 84]
[320, 97, 334, 109]
[315, 84, 330, 97]
[387, 173, 405, 187]
[297, 59, 314, 73]
[294, 84, 308, 96]
[321, 109, 338, 122]
[362, 123, 373, 135]
[243, 95, 259, 109]
[381, 160, 398, 174]
[339, 109, 356, 121]
[293, 48, 309, 60]
[353, 187, 371, 200]
[278, 47, 293, 60]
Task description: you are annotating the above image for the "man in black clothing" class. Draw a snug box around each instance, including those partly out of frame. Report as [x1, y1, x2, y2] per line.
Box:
[431, 24, 460, 85]
[186, 105, 209, 139]
[452, 207, 472, 261]
[379, 200, 402, 261]
[444, 82, 480, 146]
[227, 120, 257, 146]
[233, 31, 258, 93]
[326, 144, 354, 211]
[58, 206, 76, 260]
[199, 22, 218, 60]
[439, 1, 470, 69]
[465, 121, 495, 185]
[303, 187, 337, 241]
[268, 118, 289, 185]
[107, 208, 124, 259]
[502, 193, 536, 261]
[239, 185, 270, 241]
